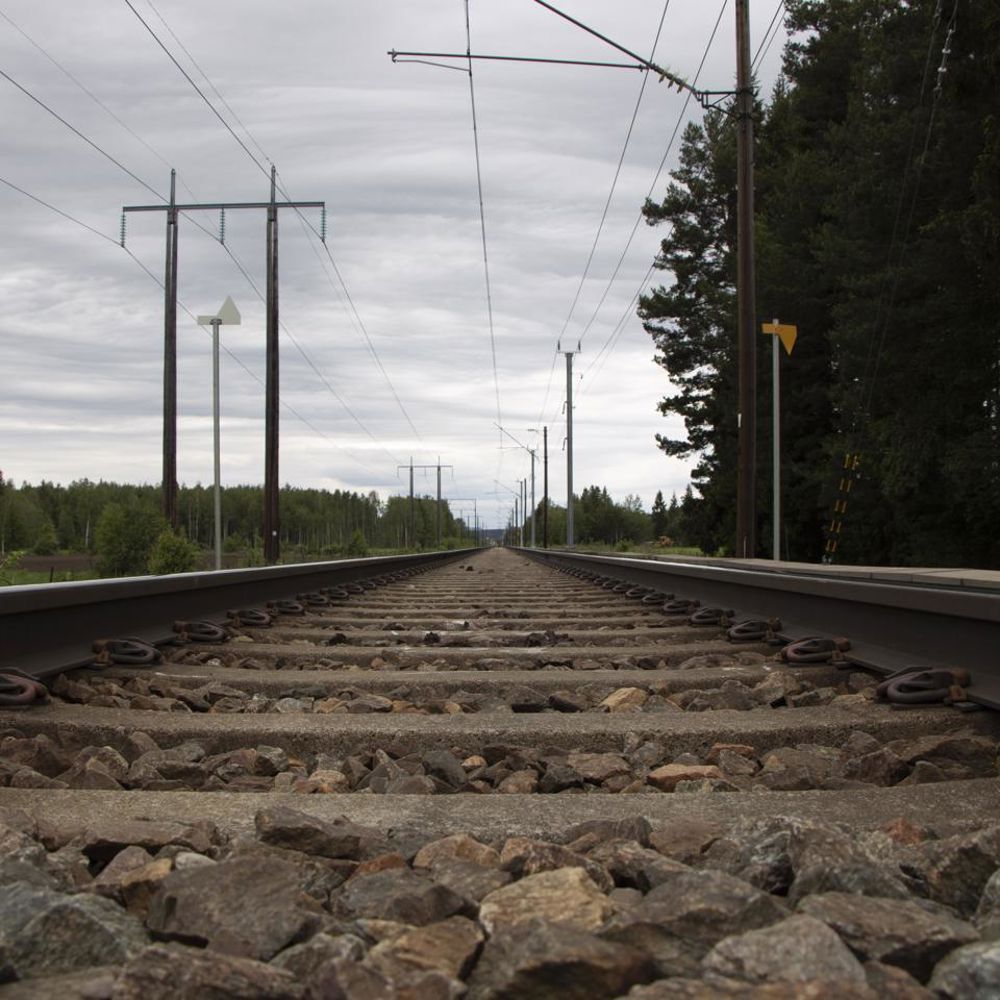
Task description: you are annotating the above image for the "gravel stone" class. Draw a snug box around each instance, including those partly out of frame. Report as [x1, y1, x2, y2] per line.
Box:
[479, 867, 616, 934]
[601, 869, 788, 977]
[146, 856, 320, 960]
[928, 940, 1000, 998]
[703, 914, 868, 986]
[797, 891, 978, 981]
[0, 881, 148, 980]
[338, 867, 468, 926]
[465, 919, 655, 1000]
[113, 942, 302, 999]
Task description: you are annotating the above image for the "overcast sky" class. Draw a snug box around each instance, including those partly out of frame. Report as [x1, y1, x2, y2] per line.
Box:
[0, 1, 786, 529]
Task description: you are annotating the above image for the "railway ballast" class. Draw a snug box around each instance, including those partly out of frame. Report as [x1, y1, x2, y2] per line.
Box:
[1, 547, 999, 997]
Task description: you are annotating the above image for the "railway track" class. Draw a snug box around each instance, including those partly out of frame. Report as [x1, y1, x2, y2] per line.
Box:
[1, 547, 1000, 998]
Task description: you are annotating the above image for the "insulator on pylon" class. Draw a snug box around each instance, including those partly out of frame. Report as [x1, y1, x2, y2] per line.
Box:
[320, 206, 327, 244]
[219, 207, 226, 245]
[119, 212, 126, 248]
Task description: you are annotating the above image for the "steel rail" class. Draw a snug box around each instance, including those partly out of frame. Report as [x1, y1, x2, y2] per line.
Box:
[521, 549, 1000, 710]
[0, 550, 476, 681]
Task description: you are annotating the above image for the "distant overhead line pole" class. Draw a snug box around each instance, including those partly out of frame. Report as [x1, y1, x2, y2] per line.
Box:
[123, 167, 325, 562]
[397, 459, 453, 547]
[390, 2, 757, 555]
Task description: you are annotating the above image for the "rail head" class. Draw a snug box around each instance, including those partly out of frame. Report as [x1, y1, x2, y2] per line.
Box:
[1, 549, 480, 680]
[521, 549, 1000, 710]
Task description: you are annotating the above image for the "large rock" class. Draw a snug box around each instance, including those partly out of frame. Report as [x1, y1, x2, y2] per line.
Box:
[465, 919, 655, 1000]
[622, 977, 877, 998]
[913, 826, 1000, 916]
[887, 731, 999, 776]
[647, 764, 723, 792]
[703, 914, 868, 986]
[0, 881, 147, 980]
[479, 867, 615, 934]
[601, 869, 788, 977]
[586, 840, 689, 892]
[0, 823, 55, 891]
[413, 833, 500, 870]
[702, 816, 909, 900]
[146, 856, 320, 960]
[311, 958, 464, 1000]
[270, 931, 365, 981]
[928, 940, 1000, 998]
[499, 836, 612, 891]
[647, 819, 723, 864]
[367, 915, 484, 980]
[974, 867, 1000, 938]
[75, 818, 218, 863]
[337, 867, 468, 926]
[565, 752, 632, 784]
[112, 942, 302, 999]
[429, 860, 512, 902]
[254, 806, 375, 859]
[798, 891, 978, 982]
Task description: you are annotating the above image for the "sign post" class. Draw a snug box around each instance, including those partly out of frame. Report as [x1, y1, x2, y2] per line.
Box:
[197, 296, 241, 571]
[761, 320, 797, 561]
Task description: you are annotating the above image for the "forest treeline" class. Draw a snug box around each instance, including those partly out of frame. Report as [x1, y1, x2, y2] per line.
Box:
[0, 474, 471, 571]
[640, 0, 999, 566]
[0, 472, 691, 575]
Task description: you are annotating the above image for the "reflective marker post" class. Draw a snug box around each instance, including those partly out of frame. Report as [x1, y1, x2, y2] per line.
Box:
[761, 319, 797, 561]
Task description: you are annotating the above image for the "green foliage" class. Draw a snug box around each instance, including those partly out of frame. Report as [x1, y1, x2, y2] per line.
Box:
[345, 528, 369, 558]
[148, 529, 201, 575]
[642, 0, 1000, 566]
[95, 499, 165, 578]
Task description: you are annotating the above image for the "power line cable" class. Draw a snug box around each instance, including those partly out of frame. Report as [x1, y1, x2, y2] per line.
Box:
[122, 0, 270, 180]
[143, 0, 272, 166]
[464, 0, 503, 435]
[0, 172, 385, 476]
[0, 67, 163, 200]
[125, 3, 422, 445]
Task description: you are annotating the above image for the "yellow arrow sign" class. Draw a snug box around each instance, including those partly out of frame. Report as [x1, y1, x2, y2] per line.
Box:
[762, 319, 797, 355]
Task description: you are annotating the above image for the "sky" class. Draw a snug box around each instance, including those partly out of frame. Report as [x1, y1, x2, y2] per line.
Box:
[0, 0, 787, 530]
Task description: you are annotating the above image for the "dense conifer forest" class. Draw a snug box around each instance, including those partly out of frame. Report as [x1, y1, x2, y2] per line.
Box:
[641, 0, 999, 565]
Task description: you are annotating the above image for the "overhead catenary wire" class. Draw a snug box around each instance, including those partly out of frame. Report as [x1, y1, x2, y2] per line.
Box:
[549, 0, 730, 422]
[463, 0, 504, 437]
[751, 1, 785, 71]
[535, 0, 673, 430]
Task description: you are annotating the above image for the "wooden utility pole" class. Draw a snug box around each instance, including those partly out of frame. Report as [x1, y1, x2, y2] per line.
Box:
[123, 168, 325, 564]
[735, 0, 757, 558]
[263, 167, 280, 563]
[162, 170, 179, 530]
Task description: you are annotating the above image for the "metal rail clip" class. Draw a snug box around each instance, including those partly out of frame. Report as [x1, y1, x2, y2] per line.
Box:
[0, 670, 50, 707]
[226, 609, 272, 628]
[876, 666, 972, 708]
[728, 618, 782, 643]
[92, 637, 163, 665]
[663, 598, 697, 614]
[172, 620, 229, 644]
[267, 600, 306, 616]
[780, 637, 851, 664]
[689, 607, 733, 627]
